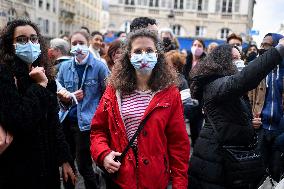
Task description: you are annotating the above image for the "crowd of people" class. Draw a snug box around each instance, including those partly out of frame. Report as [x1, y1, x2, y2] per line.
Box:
[0, 16, 284, 189]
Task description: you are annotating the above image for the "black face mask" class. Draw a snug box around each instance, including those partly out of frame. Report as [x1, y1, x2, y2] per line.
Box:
[258, 49, 267, 56]
[246, 51, 258, 62]
[163, 37, 172, 48]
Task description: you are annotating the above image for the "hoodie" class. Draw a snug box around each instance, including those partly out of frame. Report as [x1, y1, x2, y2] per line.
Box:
[261, 33, 284, 131]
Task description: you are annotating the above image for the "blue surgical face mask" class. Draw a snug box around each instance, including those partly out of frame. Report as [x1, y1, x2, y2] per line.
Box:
[15, 41, 41, 64]
[70, 44, 89, 59]
[130, 52, 157, 74]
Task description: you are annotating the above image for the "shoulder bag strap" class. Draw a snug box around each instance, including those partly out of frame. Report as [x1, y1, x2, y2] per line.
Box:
[114, 113, 152, 163]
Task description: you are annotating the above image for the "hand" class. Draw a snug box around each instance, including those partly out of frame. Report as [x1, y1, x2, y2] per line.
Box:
[62, 162, 77, 185]
[252, 113, 262, 129]
[57, 89, 71, 103]
[103, 151, 122, 174]
[279, 38, 284, 46]
[0, 125, 13, 155]
[29, 66, 48, 88]
[73, 89, 84, 102]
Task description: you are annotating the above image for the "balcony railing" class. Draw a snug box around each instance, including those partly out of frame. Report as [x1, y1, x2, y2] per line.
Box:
[221, 13, 232, 19]
[124, 7, 135, 12]
[174, 11, 183, 16]
[60, 9, 75, 22]
[197, 12, 208, 18]
[149, 9, 159, 14]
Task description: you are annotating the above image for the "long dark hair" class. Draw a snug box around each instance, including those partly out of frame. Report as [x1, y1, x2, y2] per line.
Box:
[0, 19, 53, 79]
[108, 29, 178, 93]
[190, 44, 237, 100]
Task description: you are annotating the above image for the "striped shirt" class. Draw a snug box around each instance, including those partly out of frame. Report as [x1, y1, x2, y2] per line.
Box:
[121, 90, 153, 145]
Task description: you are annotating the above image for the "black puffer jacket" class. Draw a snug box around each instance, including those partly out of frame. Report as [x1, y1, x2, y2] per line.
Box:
[0, 57, 71, 189]
[188, 47, 283, 189]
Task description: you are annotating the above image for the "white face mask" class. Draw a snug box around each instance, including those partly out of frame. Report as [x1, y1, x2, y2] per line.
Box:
[233, 59, 245, 71]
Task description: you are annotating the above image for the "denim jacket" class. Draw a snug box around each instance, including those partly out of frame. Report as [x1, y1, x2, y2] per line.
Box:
[57, 53, 109, 131]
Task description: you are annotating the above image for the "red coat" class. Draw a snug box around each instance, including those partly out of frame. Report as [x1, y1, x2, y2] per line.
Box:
[90, 85, 190, 189]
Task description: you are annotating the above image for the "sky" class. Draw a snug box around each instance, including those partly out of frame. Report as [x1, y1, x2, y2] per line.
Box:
[252, 0, 284, 45]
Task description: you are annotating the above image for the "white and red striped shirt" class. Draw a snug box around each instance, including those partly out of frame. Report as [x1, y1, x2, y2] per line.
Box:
[121, 90, 153, 145]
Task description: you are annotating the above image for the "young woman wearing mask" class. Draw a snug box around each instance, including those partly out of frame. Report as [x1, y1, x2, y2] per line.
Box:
[0, 19, 76, 189]
[183, 39, 206, 147]
[188, 42, 284, 189]
[90, 29, 190, 189]
[57, 31, 109, 189]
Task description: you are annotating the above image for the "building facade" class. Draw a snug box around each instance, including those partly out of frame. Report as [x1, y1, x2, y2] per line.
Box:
[74, 0, 102, 34]
[0, 0, 59, 38]
[108, 0, 255, 41]
[35, 0, 60, 38]
[59, 0, 76, 36]
[0, 0, 36, 29]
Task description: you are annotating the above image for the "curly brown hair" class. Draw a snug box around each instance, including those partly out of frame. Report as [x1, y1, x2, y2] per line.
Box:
[165, 50, 186, 73]
[0, 19, 53, 79]
[107, 29, 178, 93]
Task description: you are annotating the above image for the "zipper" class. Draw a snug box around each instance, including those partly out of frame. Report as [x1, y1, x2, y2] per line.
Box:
[269, 71, 275, 130]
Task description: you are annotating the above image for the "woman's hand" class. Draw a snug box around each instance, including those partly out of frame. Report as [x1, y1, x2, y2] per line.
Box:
[103, 151, 122, 174]
[29, 66, 48, 88]
[57, 89, 72, 103]
[62, 162, 77, 185]
[279, 38, 284, 46]
[73, 89, 84, 102]
[252, 113, 262, 129]
[0, 125, 13, 155]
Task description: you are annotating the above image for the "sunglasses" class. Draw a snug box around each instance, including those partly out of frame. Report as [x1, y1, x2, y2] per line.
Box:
[14, 35, 39, 44]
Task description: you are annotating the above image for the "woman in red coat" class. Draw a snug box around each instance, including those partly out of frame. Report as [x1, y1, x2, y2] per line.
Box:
[90, 29, 190, 189]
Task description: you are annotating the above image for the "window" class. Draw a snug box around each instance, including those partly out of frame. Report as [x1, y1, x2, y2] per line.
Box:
[215, 0, 221, 12]
[53, 22, 56, 36]
[195, 26, 205, 37]
[44, 19, 49, 34]
[161, 0, 166, 7]
[234, 0, 240, 12]
[222, 0, 233, 13]
[149, 0, 154, 7]
[186, 0, 191, 9]
[180, 0, 184, 9]
[155, 0, 159, 7]
[172, 24, 181, 35]
[125, 0, 129, 5]
[131, 0, 135, 5]
[197, 0, 202, 11]
[174, 0, 178, 9]
[174, 0, 184, 9]
[7, 8, 17, 22]
[39, 0, 43, 8]
[53, 0, 56, 12]
[47, 3, 50, 11]
[37, 17, 43, 31]
[220, 28, 230, 39]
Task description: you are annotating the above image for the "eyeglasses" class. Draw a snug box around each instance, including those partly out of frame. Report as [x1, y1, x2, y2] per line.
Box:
[133, 48, 157, 55]
[14, 35, 39, 44]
